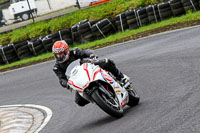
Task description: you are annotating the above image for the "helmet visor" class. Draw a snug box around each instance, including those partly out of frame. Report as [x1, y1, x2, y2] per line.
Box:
[54, 51, 69, 63]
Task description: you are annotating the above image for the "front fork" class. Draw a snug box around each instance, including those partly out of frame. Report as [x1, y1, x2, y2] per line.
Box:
[98, 83, 129, 108]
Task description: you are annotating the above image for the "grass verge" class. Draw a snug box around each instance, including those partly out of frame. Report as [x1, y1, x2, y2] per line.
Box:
[0, 0, 166, 45]
[0, 0, 8, 4]
[0, 11, 200, 72]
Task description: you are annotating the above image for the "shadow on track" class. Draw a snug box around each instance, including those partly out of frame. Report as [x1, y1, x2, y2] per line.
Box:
[64, 103, 142, 133]
[82, 104, 142, 128]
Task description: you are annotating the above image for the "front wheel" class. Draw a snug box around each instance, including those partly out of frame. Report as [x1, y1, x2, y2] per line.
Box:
[21, 13, 30, 21]
[91, 88, 123, 118]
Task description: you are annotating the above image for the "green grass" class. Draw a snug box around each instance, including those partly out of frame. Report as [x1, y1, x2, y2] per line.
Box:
[0, 0, 9, 4]
[0, 52, 52, 70]
[1, 11, 200, 71]
[0, 0, 167, 45]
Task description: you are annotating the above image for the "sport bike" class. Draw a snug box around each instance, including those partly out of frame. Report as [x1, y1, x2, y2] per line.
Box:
[67, 60, 140, 118]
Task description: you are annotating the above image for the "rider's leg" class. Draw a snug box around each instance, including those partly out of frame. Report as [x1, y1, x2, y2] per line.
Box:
[75, 91, 89, 106]
[94, 59, 130, 87]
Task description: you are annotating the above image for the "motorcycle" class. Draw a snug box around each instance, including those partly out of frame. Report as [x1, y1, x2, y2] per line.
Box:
[67, 59, 140, 118]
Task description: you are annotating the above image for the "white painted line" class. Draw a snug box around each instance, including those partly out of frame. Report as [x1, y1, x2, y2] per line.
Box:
[0, 104, 53, 133]
[0, 60, 55, 75]
[98, 25, 200, 50]
[28, 105, 53, 133]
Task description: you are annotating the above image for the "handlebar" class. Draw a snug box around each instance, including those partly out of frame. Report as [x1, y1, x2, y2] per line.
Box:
[80, 58, 97, 64]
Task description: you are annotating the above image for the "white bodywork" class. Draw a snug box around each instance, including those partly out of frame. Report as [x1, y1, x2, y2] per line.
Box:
[9, 0, 36, 15]
[68, 63, 129, 108]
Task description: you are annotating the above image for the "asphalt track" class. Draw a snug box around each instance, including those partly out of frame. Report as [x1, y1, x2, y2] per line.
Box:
[1, 25, 200, 133]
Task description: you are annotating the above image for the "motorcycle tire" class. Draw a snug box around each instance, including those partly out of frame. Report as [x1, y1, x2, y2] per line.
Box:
[91, 88, 123, 118]
[127, 89, 140, 107]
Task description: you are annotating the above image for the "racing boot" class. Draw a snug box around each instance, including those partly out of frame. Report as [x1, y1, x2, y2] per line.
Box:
[110, 65, 131, 89]
[120, 74, 131, 89]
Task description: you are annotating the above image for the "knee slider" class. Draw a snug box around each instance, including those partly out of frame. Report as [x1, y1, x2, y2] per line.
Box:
[75, 92, 89, 106]
[75, 100, 89, 107]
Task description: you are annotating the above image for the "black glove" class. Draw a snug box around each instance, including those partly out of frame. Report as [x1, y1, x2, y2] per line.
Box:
[59, 79, 70, 89]
[90, 54, 98, 60]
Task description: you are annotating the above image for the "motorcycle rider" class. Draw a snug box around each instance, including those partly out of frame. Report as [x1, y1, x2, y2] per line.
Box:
[52, 40, 130, 106]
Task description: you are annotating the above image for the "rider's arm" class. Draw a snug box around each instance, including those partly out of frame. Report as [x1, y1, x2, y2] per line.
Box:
[53, 62, 67, 79]
[72, 48, 95, 59]
[53, 63, 68, 88]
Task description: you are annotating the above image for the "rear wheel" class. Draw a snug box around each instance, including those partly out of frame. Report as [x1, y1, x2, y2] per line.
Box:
[127, 88, 140, 107]
[91, 86, 123, 118]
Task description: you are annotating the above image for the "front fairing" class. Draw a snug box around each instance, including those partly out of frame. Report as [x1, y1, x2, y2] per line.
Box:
[68, 63, 129, 107]
[68, 63, 99, 92]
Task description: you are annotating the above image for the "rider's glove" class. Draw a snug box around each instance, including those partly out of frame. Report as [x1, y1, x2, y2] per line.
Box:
[59, 79, 70, 89]
[90, 54, 98, 60]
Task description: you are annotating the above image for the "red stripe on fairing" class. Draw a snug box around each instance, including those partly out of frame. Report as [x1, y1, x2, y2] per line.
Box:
[83, 82, 89, 88]
[93, 69, 102, 80]
[121, 96, 129, 107]
[121, 103, 123, 107]
[68, 80, 83, 90]
[68, 80, 73, 85]
[83, 63, 91, 81]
